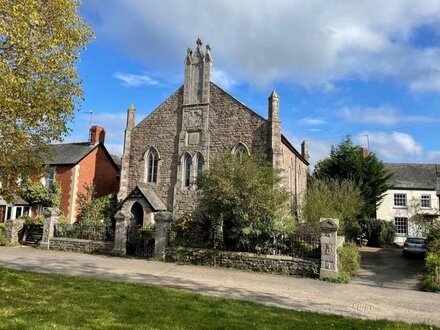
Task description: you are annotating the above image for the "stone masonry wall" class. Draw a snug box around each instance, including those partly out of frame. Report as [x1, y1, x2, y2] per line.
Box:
[208, 83, 270, 159]
[280, 143, 308, 209]
[50, 237, 113, 255]
[168, 247, 320, 278]
[128, 88, 183, 210]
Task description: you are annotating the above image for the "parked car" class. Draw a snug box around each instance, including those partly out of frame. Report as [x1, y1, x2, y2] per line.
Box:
[402, 237, 427, 257]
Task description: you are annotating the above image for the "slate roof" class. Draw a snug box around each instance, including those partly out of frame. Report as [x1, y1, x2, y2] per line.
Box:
[46, 143, 98, 165]
[137, 183, 167, 211]
[44, 142, 120, 171]
[385, 163, 440, 190]
[0, 195, 29, 206]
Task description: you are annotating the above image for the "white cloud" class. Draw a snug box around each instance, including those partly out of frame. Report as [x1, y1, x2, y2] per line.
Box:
[339, 106, 432, 126]
[211, 68, 238, 90]
[105, 143, 124, 157]
[85, 0, 440, 91]
[298, 117, 328, 126]
[355, 131, 423, 160]
[113, 72, 159, 87]
[427, 151, 440, 162]
[308, 139, 333, 170]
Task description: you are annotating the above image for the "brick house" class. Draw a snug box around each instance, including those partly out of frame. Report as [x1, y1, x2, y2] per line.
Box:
[117, 39, 309, 227]
[0, 126, 121, 224]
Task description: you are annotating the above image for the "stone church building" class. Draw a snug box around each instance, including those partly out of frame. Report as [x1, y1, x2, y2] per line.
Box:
[117, 39, 309, 226]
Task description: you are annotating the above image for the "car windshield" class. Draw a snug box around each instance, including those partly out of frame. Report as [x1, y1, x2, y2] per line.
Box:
[406, 238, 425, 244]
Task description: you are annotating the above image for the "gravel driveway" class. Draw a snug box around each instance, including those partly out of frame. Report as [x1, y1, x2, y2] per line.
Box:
[0, 246, 439, 327]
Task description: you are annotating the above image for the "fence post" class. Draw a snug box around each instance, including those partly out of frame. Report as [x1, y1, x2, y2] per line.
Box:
[113, 211, 128, 256]
[154, 211, 172, 259]
[4, 218, 24, 245]
[319, 218, 340, 280]
[40, 207, 60, 249]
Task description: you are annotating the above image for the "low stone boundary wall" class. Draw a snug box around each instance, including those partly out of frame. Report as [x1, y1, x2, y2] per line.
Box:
[167, 247, 320, 278]
[50, 237, 113, 255]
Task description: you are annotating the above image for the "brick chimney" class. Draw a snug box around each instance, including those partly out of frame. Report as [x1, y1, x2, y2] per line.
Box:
[89, 126, 106, 145]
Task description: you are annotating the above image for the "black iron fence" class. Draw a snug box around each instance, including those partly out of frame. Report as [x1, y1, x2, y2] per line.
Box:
[290, 235, 321, 259]
[126, 225, 155, 258]
[54, 223, 114, 241]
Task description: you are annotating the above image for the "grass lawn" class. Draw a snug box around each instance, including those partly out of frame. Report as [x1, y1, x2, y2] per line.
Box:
[0, 267, 435, 330]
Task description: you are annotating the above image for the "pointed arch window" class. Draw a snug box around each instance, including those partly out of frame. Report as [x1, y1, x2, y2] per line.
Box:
[146, 148, 159, 183]
[232, 143, 249, 161]
[196, 153, 204, 173]
[183, 154, 192, 188]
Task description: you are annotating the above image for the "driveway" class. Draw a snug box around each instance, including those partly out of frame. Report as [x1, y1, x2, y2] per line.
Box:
[352, 247, 425, 290]
[0, 246, 439, 327]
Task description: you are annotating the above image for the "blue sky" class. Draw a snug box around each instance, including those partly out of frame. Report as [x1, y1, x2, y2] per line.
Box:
[70, 0, 440, 168]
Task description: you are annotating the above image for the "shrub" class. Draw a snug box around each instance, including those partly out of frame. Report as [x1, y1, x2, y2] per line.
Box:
[358, 218, 396, 247]
[0, 226, 6, 246]
[198, 154, 292, 252]
[77, 185, 117, 227]
[171, 211, 211, 249]
[302, 179, 364, 236]
[58, 214, 69, 225]
[421, 252, 440, 292]
[138, 224, 155, 242]
[17, 215, 44, 225]
[337, 242, 361, 282]
[21, 182, 61, 207]
[427, 222, 440, 254]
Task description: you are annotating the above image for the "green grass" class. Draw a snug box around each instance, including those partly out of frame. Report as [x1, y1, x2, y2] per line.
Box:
[0, 267, 435, 330]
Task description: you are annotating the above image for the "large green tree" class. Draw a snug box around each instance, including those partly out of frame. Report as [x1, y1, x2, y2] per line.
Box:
[314, 137, 391, 218]
[198, 154, 292, 252]
[301, 178, 364, 235]
[0, 0, 93, 201]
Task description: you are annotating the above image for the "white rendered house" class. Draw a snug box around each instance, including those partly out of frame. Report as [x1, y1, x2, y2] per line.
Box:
[376, 163, 440, 245]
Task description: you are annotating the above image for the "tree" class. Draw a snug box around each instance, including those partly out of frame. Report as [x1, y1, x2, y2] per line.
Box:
[0, 0, 93, 201]
[314, 137, 391, 218]
[197, 154, 292, 252]
[301, 178, 364, 235]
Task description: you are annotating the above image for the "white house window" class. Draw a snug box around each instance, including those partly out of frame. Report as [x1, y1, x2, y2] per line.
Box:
[421, 195, 431, 209]
[394, 217, 408, 235]
[5, 206, 29, 221]
[393, 193, 407, 207]
[183, 154, 192, 188]
[6, 206, 12, 221]
[146, 148, 159, 183]
[44, 169, 55, 188]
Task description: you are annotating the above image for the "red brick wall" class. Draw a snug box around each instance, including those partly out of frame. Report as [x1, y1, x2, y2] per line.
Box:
[76, 146, 119, 218]
[55, 165, 74, 217]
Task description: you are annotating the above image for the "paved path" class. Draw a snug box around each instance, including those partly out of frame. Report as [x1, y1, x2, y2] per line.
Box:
[352, 247, 426, 290]
[0, 246, 439, 327]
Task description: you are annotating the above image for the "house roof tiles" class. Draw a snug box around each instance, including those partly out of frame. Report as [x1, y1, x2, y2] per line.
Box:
[385, 163, 440, 190]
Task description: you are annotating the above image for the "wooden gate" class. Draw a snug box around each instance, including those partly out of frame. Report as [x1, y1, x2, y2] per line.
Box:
[20, 224, 43, 245]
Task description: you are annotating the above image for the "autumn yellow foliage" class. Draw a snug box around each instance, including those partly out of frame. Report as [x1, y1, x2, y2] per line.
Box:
[0, 0, 93, 201]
